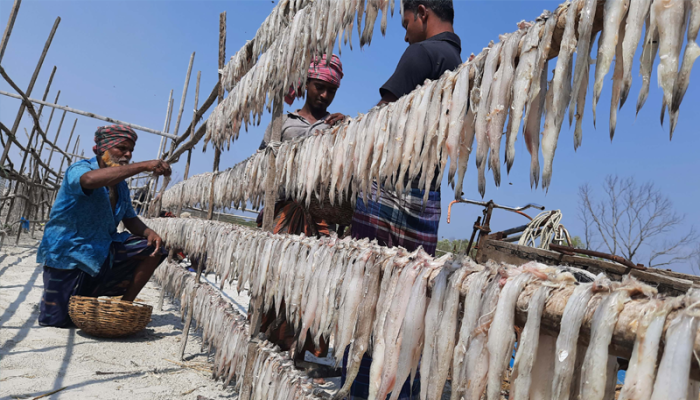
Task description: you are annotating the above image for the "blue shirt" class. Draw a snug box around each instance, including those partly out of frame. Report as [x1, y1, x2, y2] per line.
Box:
[37, 158, 137, 277]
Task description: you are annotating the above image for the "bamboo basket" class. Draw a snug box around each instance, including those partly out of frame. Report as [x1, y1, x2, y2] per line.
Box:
[68, 295, 152, 338]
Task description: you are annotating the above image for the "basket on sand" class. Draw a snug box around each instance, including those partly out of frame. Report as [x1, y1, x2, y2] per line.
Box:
[68, 295, 152, 338]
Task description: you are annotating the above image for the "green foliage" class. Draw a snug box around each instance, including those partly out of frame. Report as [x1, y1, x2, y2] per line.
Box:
[436, 238, 474, 256]
[569, 235, 586, 249]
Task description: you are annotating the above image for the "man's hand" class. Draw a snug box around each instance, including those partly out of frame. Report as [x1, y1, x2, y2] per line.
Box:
[145, 229, 163, 257]
[146, 160, 171, 177]
[325, 113, 347, 126]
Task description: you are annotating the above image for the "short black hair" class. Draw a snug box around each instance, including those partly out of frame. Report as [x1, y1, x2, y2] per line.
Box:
[403, 0, 454, 24]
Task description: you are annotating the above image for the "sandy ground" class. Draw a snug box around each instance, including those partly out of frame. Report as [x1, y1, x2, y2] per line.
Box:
[0, 237, 241, 400]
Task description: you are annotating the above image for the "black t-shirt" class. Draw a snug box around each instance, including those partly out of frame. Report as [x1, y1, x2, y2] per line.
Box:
[380, 32, 463, 99]
[381, 32, 463, 192]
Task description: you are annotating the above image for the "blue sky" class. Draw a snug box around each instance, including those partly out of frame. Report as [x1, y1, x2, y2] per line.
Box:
[1, 1, 698, 274]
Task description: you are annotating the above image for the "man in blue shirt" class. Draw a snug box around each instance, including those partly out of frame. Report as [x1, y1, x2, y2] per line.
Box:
[37, 125, 171, 328]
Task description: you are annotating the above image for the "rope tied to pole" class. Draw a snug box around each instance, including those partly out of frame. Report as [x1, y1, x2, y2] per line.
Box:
[519, 210, 567, 250]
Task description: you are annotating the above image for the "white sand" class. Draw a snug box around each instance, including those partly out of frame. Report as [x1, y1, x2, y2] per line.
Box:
[0, 237, 239, 400]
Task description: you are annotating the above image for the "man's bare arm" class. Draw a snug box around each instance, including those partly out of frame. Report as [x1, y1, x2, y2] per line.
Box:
[123, 217, 163, 256]
[80, 160, 170, 190]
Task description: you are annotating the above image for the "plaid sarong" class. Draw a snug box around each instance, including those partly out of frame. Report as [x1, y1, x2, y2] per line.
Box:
[351, 182, 441, 256]
[39, 235, 166, 328]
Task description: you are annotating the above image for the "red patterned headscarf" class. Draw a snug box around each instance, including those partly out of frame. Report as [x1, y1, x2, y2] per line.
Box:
[285, 54, 344, 105]
[93, 125, 138, 155]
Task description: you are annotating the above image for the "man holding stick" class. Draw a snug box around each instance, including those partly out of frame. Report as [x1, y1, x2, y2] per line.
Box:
[37, 125, 171, 328]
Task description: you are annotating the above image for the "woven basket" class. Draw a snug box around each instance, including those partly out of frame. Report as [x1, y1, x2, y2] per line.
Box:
[68, 295, 152, 338]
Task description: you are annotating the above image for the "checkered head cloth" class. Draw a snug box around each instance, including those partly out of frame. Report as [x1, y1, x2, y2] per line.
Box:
[285, 54, 344, 105]
[92, 125, 138, 155]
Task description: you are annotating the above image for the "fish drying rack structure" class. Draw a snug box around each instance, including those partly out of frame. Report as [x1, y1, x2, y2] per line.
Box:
[146, 217, 700, 400]
[140, 0, 700, 398]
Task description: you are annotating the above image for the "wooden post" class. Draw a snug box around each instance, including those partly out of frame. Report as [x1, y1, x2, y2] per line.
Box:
[4, 65, 57, 239]
[144, 91, 173, 217]
[176, 71, 200, 218]
[48, 129, 78, 211]
[0, 0, 21, 64]
[206, 12, 226, 221]
[172, 53, 195, 139]
[0, 17, 60, 168]
[14, 67, 57, 243]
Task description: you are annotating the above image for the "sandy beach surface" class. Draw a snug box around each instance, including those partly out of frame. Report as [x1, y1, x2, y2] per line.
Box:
[0, 236, 241, 400]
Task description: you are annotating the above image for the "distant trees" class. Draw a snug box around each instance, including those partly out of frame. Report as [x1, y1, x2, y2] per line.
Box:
[578, 175, 698, 269]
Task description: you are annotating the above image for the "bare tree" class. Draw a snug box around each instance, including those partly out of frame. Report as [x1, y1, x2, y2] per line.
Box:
[577, 175, 698, 268]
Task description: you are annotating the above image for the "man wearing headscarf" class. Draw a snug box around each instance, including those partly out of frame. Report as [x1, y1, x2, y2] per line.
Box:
[37, 124, 172, 328]
[257, 54, 347, 236]
[256, 55, 346, 373]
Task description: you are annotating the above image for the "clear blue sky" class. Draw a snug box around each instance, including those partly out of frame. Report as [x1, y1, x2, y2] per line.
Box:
[1, 1, 698, 274]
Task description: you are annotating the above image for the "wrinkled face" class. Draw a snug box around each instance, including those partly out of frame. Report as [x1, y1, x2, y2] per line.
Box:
[306, 78, 337, 111]
[102, 139, 134, 167]
[403, 8, 428, 45]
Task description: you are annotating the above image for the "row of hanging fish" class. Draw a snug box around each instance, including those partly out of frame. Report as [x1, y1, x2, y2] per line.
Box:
[154, 261, 330, 400]
[220, 0, 313, 92]
[146, 217, 700, 400]
[205, 0, 699, 198]
[160, 152, 268, 211]
[208, 0, 400, 149]
[220, 0, 400, 93]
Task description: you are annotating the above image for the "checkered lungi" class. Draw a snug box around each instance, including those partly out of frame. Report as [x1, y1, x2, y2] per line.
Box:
[350, 182, 441, 257]
[39, 235, 166, 328]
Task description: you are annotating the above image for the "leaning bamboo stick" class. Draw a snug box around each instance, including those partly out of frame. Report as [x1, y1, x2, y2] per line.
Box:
[144, 91, 174, 217]
[0, 0, 21, 64]
[177, 71, 201, 218]
[0, 67, 75, 164]
[0, 90, 177, 140]
[172, 53, 195, 138]
[0, 17, 60, 167]
[207, 13, 227, 222]
[12, 67, 58, 243]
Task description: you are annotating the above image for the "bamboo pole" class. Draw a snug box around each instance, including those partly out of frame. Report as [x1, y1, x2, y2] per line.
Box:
[177, 71, 201, 218]
[0, 0, 21, 64]
[172, 53, 195, 140]
[144, 91, 174, 217]
[12, 67, 57, 243]
[206, 13, 226, 222]
[53, 120, 77, 184]
[0, 68, 76, 164]
[2, 65, 59, 238]
[0, 90, 177, 140]
[0, 17, 60, 167]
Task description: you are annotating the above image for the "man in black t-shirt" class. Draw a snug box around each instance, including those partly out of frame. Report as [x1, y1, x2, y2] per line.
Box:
[343, 2, 462, 399]
[351, 0, 461, 259]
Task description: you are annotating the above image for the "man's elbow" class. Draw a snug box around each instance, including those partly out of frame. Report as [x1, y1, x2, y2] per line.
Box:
[79, 174, 98, 190]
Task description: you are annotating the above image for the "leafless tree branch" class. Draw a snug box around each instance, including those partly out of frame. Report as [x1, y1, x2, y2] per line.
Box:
[577, 175, 697, 269]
